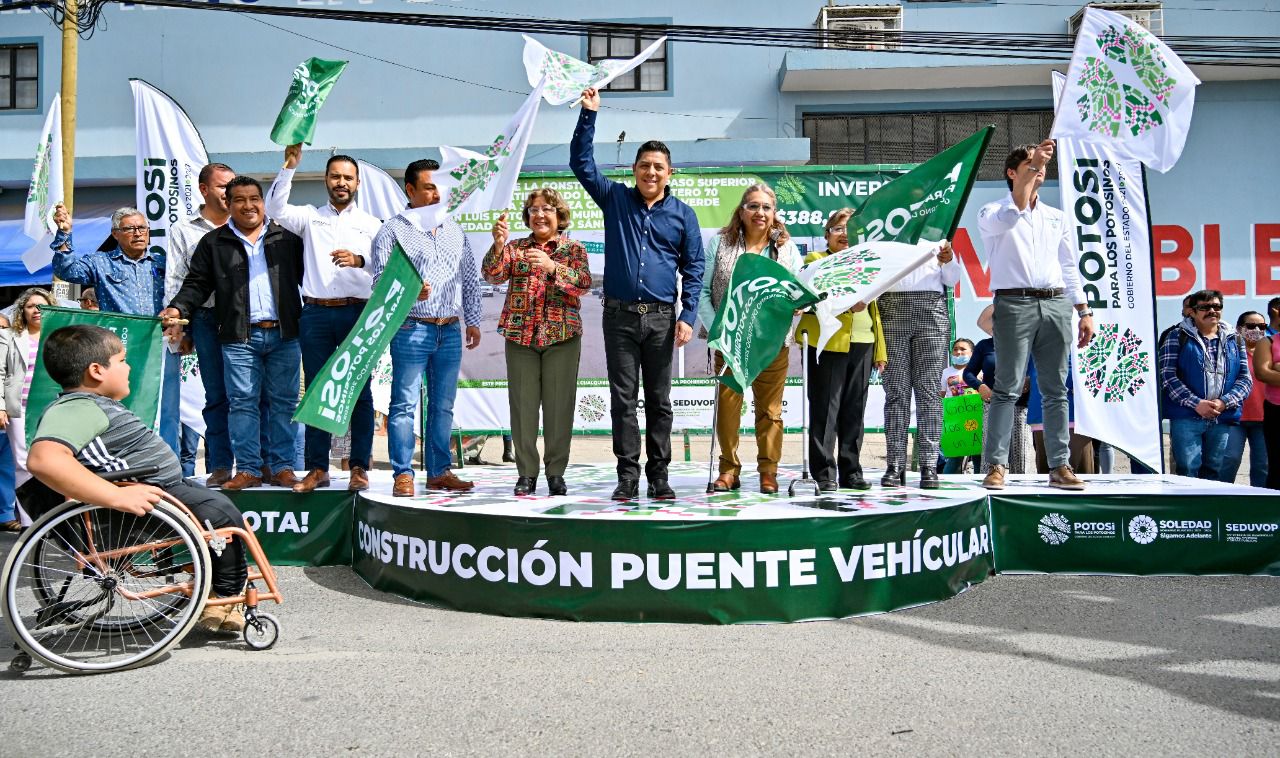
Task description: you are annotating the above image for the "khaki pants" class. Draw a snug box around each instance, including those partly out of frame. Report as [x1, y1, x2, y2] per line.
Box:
[715, 348, 789, 476]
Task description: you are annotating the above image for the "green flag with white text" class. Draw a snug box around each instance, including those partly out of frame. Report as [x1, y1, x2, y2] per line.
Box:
[707, 254, 821, 395]
[294, 244, 423, 435]
[26, 307, 166, 445]
[270, 57, 349, 146]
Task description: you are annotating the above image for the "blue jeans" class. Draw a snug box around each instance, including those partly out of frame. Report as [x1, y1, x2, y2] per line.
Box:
[1169, 417, 1231, 481]
[179, 423, 201, 478]
[221, 327, 302, 474]
[192, 307, 233, 471]
[160, 350, 181, 455]
[389, 320, 462, 478]
[0, 432, 14, 522]
[1221, 420, 1267, 487]
[300, 302, 374, 472]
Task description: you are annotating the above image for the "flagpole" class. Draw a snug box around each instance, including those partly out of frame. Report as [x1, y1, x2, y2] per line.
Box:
[1139, 164, 1167, 475]
[54, 0, 78, 302]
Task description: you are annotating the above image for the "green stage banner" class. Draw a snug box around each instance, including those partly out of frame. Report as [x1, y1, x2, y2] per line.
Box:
[223, 489, 353, 567]
[270, 57, 349, 146]
[707, 254, 821, 394]
[26, 306, 164, 445]
[990, 494, 1280, 575]
[295, 243, 422, 435]
[352, 496, 994, 624]
[940, 394, 984, 458]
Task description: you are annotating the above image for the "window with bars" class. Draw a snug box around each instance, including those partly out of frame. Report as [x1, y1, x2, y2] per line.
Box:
[802, 109, 1059, 181]
[586, 32, 668, 93]
[0, 43, 39, 111]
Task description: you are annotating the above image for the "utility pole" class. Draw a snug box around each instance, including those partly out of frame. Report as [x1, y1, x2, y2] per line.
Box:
[54, 0, 78, 301]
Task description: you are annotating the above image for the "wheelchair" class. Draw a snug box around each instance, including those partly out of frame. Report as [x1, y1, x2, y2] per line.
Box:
[1, 467, 283, 674]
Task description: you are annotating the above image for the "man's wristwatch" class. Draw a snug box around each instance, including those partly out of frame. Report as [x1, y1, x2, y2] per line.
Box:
[1077, 307, 1094, 318]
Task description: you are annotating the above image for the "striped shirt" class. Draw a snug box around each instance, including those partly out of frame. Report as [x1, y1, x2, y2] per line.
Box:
[33, 391, 184, 487]
[20, 332, 36, 406]
[368, 214, 481, 325]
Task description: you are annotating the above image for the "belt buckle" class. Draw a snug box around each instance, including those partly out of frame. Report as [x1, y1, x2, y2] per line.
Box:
[636, 303, 649, 315]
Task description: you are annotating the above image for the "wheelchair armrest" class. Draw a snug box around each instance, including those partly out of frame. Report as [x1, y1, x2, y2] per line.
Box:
[99, 466, 161, 483]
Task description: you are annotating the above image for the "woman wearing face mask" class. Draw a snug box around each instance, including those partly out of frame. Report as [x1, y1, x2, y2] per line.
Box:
[1221, 311, 1268, 487]
[0, 287, 54, 528]
[697, 184, 803, 495]
[939, 338, 978, 474]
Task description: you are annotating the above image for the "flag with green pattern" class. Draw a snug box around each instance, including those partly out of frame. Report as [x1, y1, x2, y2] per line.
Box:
[270, 57, 349, 146]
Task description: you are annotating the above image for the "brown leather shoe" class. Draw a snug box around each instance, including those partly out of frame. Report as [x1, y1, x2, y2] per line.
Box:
[426, 471, 475, 492]
[982, 464, 1007, 491]
[270, 469, 300, 488]
[206, 469, 232, 488]
[1049, 465, 1086, 490]
[712, 473, 741, 492]
[393, 473, 415, 497]
[293, 468, 330, 493]
[222, 472, 263, 491]
[348, 466, 369, 492]
[760, 472, 779, 494]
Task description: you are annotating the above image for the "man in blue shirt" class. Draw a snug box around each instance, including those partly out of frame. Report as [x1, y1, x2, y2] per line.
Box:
[571, 87, 705, 501]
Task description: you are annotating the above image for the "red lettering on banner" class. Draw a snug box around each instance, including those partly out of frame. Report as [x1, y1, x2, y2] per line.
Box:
[951, 228, 990, 299]
[1203, 224, 1244, 296]
[1254, 224, 1280, 296]
[1153, 224, 1196, 296]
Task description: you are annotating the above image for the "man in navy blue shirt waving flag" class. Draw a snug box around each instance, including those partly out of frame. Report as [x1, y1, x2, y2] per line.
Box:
[570, 87, 704, 502]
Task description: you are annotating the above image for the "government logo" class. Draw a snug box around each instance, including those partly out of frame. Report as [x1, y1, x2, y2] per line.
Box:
[1128, 514, 1158, 544]
[1038, 513, 1072, 545]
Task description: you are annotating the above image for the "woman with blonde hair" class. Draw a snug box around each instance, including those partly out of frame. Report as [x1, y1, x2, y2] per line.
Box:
[697, 183, 803, 494]
[0, 287, 55, 527]
[485, 188, 591, 496]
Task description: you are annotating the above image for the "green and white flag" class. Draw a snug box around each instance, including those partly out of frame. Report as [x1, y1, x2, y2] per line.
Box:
[294, 244, 423, 435]
[22, 93, 63, 248]
[1051, 7, 1199, 173]
[707, 254, 821, 395]
[26, 307, 166, 445]
[270, 57, 349, 146]
[522, 35, 666, 106]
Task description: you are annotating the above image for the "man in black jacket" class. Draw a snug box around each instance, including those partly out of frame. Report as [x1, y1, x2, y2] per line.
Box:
[161, 176, 305, 491]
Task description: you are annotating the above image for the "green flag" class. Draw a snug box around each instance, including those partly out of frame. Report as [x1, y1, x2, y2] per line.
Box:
[26, 307, 166, 445]
[707, 254, 821, 395]
[270, 57, 349, 146]
[294, 243, 423, 435]
[940, 393, 985, 458]
[849, 126, 994, 245]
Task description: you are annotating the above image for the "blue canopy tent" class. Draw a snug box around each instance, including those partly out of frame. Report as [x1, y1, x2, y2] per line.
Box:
[0, 216, 112, 286]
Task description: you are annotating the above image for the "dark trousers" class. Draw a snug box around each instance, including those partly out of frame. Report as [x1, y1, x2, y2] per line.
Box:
[807, 343, 872, 483]
[301, 303, 374, 471]
[506, 336, 581, 478]
[602, 303, 675, 481]
[1264, 401, 1280, 490]
[167, 480, 247, 597]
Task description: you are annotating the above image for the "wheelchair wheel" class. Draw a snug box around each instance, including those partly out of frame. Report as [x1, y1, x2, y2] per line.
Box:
[1, 500, 212, 674]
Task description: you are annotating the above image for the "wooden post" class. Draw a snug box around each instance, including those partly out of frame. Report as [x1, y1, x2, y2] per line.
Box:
[54, 0, 78, 302]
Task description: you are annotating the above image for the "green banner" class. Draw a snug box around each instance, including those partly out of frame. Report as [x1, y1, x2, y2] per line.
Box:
[223, 489, 353, 567]
[849, 126, 993, 245]
[27, 306, 165, 445]
[940, 394, 984, 458]
[706, 254, 821, 394]
[295, 243, 422, 435]
[990, 495, 1280, 575]
[352, 496, 994, 624]
[270, 57, 349, 146]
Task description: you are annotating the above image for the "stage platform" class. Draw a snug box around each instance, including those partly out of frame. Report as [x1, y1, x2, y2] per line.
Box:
[217, 465, 1280, 624]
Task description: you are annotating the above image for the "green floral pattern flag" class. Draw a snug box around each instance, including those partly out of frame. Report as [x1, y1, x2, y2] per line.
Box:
[523, 35, 667, 106]
[270, 57, 349, 146]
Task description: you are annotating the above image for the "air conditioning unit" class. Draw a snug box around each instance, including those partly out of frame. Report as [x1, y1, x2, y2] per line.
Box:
[1068, 2, 1164, 38]
[817, 4, 903, 51]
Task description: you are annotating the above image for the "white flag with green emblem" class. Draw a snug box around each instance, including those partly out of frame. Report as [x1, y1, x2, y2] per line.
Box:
[522, 35, 666, 106]
[21, 94, 64, 273]
[1051, 6, 1199, 173]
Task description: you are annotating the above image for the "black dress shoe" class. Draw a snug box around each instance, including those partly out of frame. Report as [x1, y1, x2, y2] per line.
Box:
[612, 479, 640, 501]
[919, 468, 940, 489]
[547, 476, 567, 496]
[818, 480, 838, 493]
[514, 476, 537, 496]
[647, 478, 676, 500]
[840, 476, 872, 491]
[880, 466, 906, 487]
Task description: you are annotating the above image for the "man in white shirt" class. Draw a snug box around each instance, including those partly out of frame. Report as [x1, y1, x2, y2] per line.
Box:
[266, 144, 383, 494]
[976, 139, 1095, 490]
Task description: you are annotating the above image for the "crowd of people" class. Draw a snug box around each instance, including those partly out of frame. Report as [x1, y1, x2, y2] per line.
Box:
[3, 85, 1276, 541]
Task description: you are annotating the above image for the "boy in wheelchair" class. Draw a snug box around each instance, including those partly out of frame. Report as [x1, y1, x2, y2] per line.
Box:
[25, 324, 249, 634]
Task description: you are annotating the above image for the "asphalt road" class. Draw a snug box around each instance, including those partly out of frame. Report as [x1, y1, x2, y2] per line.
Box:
[1, 533, 1276, 756]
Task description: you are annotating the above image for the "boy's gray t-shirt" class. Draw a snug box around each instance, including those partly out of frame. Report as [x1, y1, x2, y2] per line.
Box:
[32, 391, 184, 487]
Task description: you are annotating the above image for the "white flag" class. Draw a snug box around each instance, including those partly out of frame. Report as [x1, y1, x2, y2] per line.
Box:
[353, 160, 410, 222]
[522, 35, 666, 106]
[24, 93, 63, 244]
[797, 239, 938, 354]
[1054, 72, 1163, 473]
[1051, 7, 1199, 173]
[131, 79, 209, 261]
[404, 78, 544, 232]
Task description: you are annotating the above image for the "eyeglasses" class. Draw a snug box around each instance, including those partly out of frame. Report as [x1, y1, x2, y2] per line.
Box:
[1194, 304, 1223, 313]
[79, 297, 96, 304]
[115, 225, 148, 235]
[743, 202, 774, 213]
[827, 226, 848, 234]
[526, 206, 557, 215]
